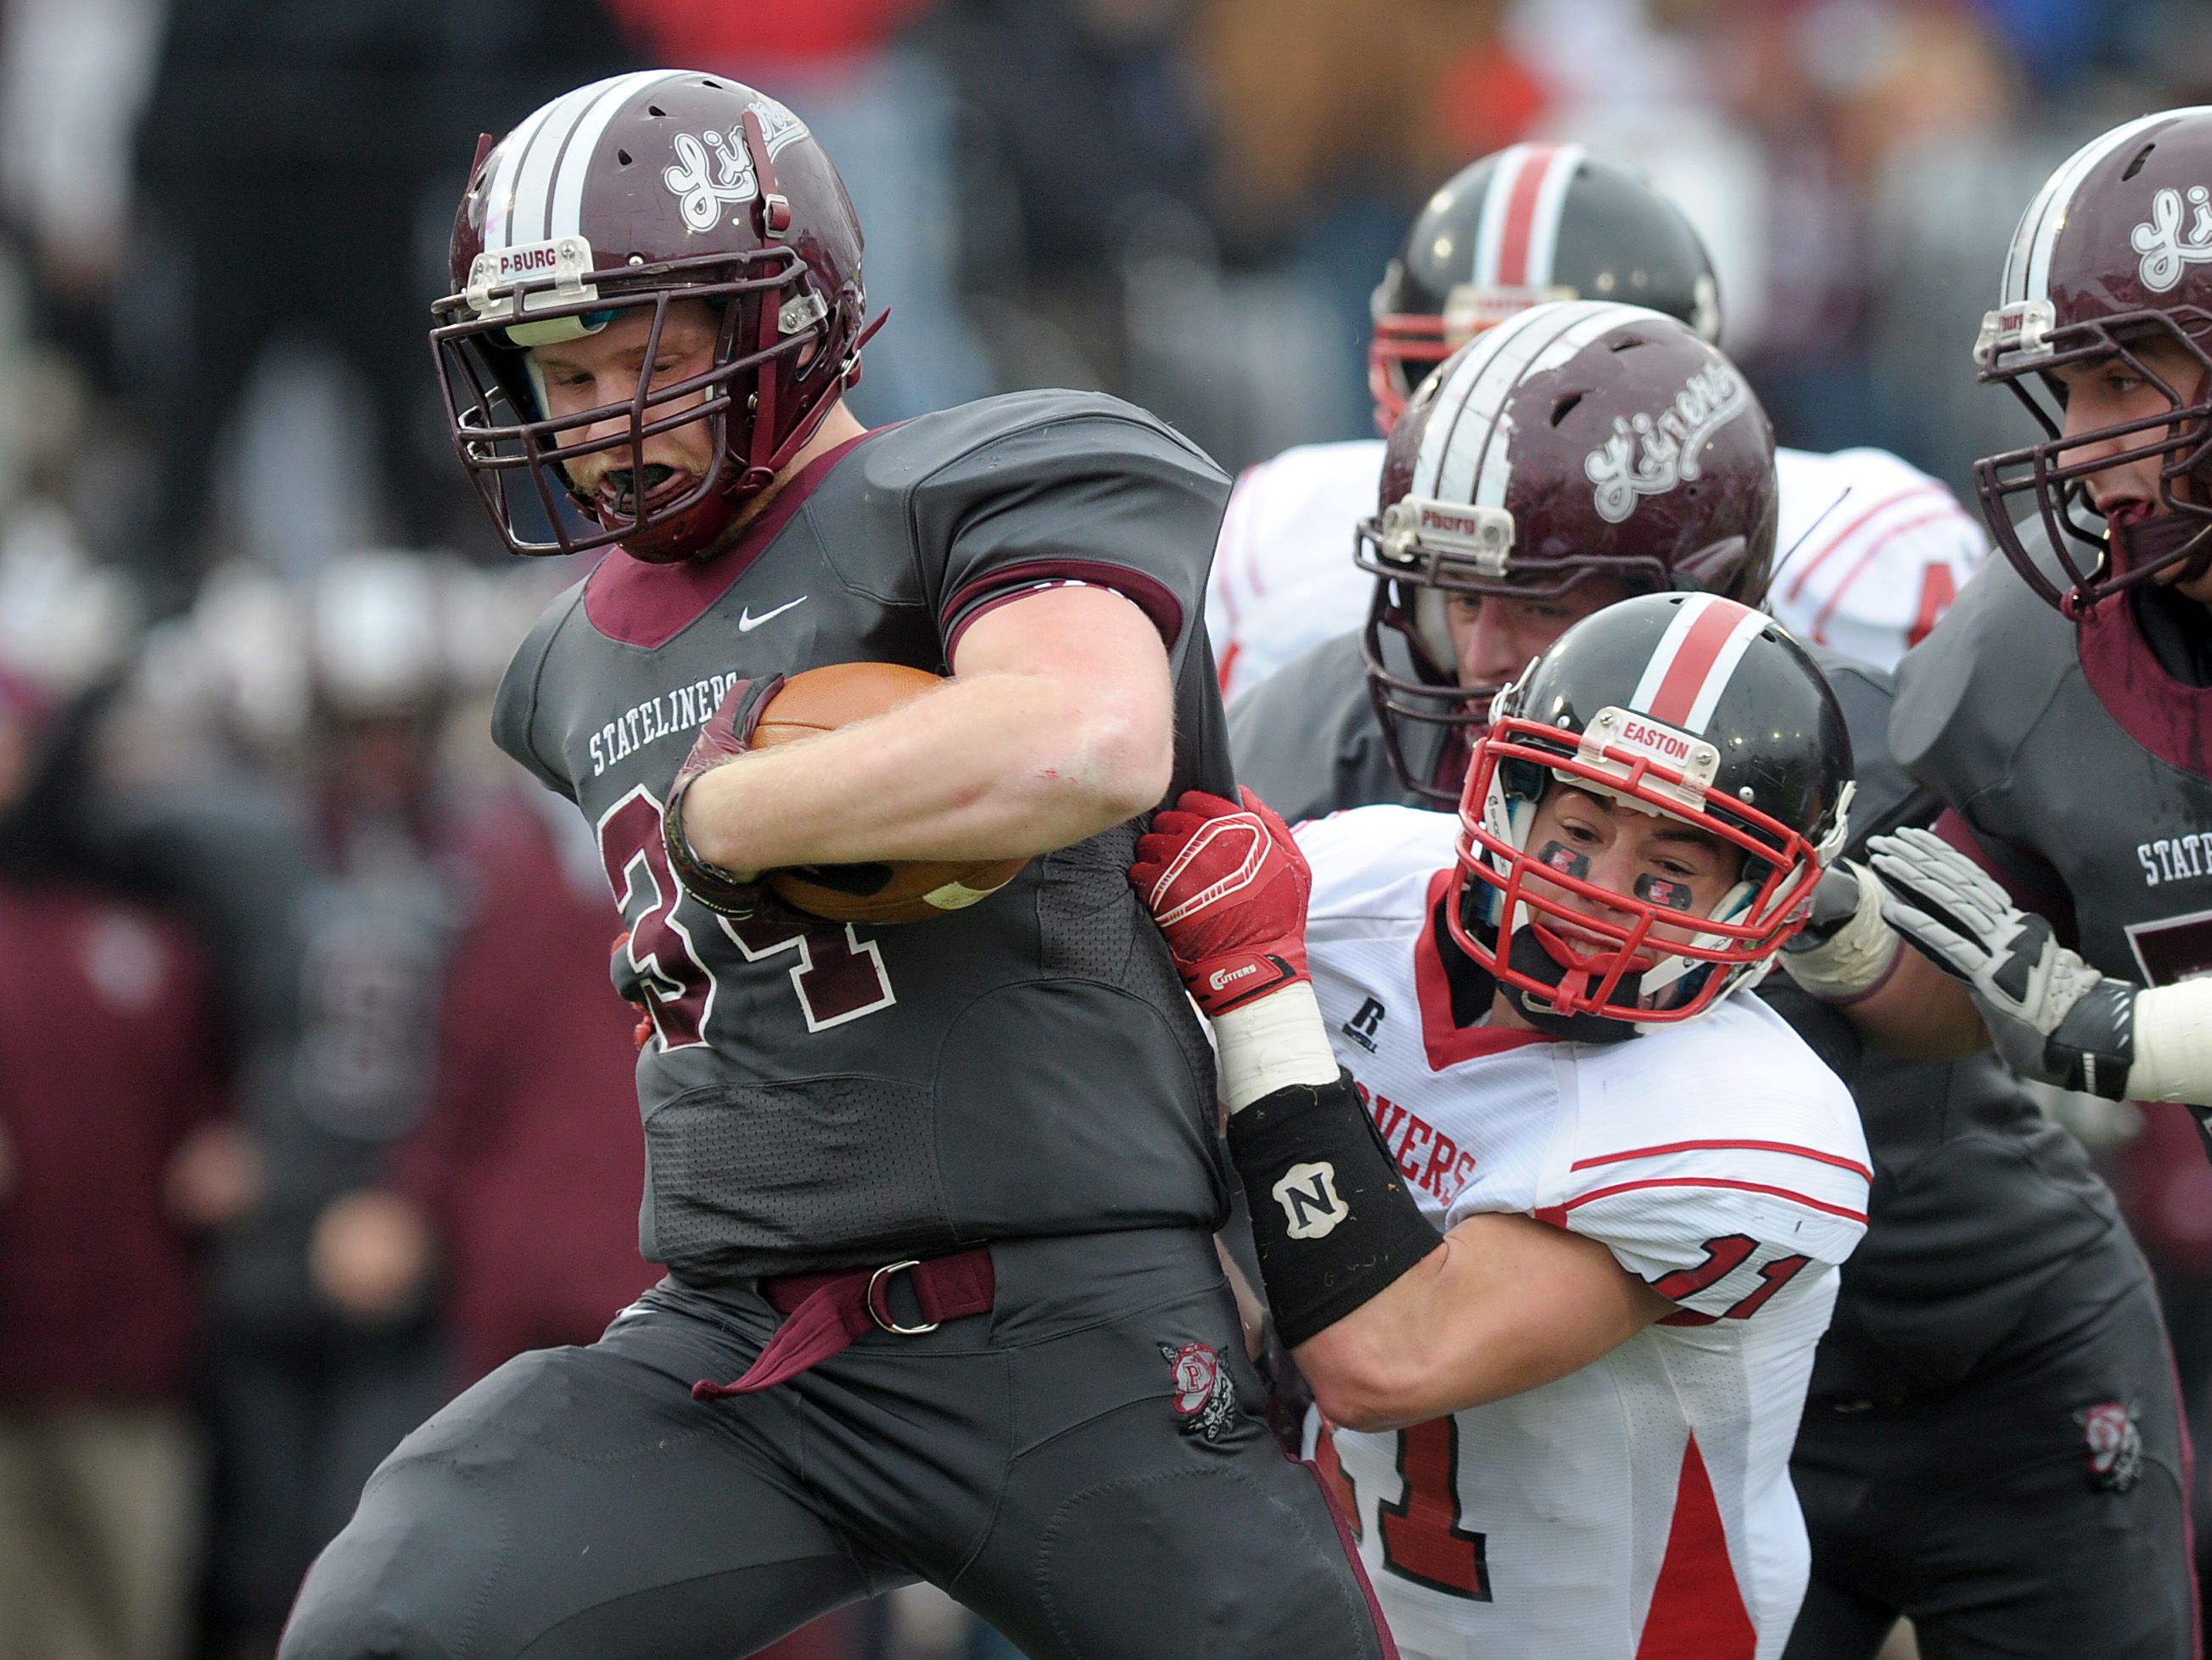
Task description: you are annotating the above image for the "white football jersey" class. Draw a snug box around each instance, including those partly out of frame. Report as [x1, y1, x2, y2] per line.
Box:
[1202, 438, 1985, 704]
[1293, 806, 1870, 1660]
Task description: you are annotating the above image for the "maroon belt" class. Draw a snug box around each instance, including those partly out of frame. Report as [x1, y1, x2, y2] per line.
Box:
[692, 1247, 996, 1400]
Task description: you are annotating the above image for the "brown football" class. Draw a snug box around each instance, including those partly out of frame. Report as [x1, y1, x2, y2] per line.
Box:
[751, 662, 1029, 924]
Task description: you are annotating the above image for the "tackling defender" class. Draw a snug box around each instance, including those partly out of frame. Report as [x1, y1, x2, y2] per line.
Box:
[1135, 589, 1869, 1658]
[279, 71, 1397, 1660]
[1229, 296, 2195, 1654]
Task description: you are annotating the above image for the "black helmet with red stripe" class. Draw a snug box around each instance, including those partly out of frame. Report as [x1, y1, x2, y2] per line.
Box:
[431, 70, 873, 563]
[1974, 106, 2212, 614]
[1452, 591, 1852, 1035]
[1369, 143, 1722, 432]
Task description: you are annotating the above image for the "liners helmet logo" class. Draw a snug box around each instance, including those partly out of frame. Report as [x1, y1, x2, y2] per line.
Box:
[2077, 1400, 2144, 1492]
[1158, 1341, 1239, 1442]
[1273, 1161, 1351, 1239]
[662, 98, 809, 233]
[1583, 362, 1750, 524]
[2131, 185, 2212, 292]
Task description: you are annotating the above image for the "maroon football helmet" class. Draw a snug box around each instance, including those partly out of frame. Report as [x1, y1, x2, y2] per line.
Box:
[431, 71, 874, 563]
[1358, 300, 1778, 805]
[1974, 106, 2212, 614]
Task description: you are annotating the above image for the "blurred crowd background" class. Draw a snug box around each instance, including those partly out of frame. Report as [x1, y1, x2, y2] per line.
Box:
[3, 1, 2211, 1657]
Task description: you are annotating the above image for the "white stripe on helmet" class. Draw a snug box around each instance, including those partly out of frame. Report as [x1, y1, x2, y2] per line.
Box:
[1413, 300, 1661, 510]
[508, 81, 611, 248]
[1471, 143, 1543, 288]
[484, 87, 573, 255]
[1522, 143, 1588, 288]
[548, 70, 689, 243]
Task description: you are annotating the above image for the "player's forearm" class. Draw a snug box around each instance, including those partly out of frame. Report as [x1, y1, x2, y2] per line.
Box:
[1295, 1215, 1666, 1432]
[679, 670, 1171, 872]
[1835, 945, 1991, 1059]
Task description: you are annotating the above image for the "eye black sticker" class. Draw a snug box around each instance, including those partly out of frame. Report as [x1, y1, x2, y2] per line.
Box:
[1534, 840, 1590, 880]
[1635, 873, 1695, 911]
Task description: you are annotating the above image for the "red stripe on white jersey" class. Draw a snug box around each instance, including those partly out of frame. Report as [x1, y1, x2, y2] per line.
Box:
[1570, 1139, 1873, 1181]
[1808, 506, 1969, 643]
[1631, 595, 1768, 733]
[1563, 1175, 1868, 1225]
[1634, 1438, 1757, 1658]
[1781, 482, 1948, 603]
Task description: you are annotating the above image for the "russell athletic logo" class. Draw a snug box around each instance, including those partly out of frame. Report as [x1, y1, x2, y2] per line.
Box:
[2132, 185, 2212, 292]
[1584, 362, 1750, 524]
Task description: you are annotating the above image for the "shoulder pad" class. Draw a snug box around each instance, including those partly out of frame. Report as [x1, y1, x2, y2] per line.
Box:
[1890, 548, 2071, 804]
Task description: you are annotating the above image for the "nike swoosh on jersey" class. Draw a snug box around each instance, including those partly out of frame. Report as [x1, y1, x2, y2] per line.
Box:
[737, 597, 809, 632]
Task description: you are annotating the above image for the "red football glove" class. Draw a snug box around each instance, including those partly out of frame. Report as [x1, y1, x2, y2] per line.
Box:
[1131, 788, 1312, 1018]
[664, 674, 787, 920]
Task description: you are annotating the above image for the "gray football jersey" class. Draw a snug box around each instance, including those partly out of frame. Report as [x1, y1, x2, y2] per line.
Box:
[1231, 623, 2124, 1394]
[1894, 542, 2212, 988]
[494, 391, 1235, 1278]
[1229, 631, 1425, 826]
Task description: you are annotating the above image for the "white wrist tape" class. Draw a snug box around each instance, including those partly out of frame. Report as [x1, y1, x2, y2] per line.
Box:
[2125, 979, 2212, 1105]
[1781, 867, 1903, 1003]
[1211, 983, 1340, 1114]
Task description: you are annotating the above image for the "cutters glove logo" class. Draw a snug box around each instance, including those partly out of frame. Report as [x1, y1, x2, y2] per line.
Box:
[1209, 962, 1263, 993]
[2131, 185, 2212, 292]
[1584, 362, 1750, 524]
[1274, 1161, 1351, 1240]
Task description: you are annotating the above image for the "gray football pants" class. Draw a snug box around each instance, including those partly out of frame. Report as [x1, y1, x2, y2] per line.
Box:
[278, 1227, 1395, 1659]
[1784, 1260, 2194, 1660]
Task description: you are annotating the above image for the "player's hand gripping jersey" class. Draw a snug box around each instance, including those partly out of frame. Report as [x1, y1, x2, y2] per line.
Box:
[1296, 806, 1869, 1660]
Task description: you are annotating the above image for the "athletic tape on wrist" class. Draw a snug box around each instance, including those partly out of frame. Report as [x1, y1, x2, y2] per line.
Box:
[1212, 983, 1339, 1113]
[2127, 979, 2212, 1105]
[1778, 864, 1901, 1003]
[1228, 1069, 1444, 1349]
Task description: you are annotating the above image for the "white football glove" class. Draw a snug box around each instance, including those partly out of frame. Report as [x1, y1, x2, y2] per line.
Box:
[1866, 827, 2137, 1099]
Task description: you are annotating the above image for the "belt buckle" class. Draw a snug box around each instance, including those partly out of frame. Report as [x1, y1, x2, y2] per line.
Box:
[865, 1259, 938, 1335]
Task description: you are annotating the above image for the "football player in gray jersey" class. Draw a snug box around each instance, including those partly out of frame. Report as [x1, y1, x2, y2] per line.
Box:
[1871, 108, 2212, 1126]
[1232, 300, 2191, 1653]
[280, 72, 1397, 1660]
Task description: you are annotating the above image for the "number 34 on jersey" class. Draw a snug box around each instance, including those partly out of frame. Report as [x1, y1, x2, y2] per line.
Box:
[597, 786, 896, 1045]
